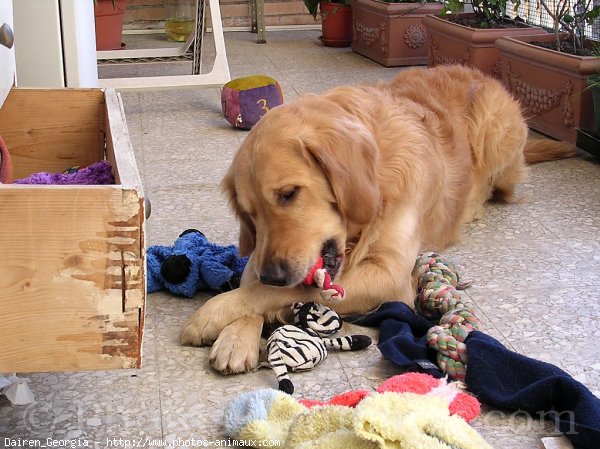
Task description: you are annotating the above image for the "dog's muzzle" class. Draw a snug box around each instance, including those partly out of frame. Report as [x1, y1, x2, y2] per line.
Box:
[259, 259, 292, 286]
[258, 239, 343, 287]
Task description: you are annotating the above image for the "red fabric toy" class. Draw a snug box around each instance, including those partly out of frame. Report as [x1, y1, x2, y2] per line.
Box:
[299, 372, 481, 423]
[299, 389, 370, 408]
[304, 256, 346, 301]
[377, 372, 481, 422]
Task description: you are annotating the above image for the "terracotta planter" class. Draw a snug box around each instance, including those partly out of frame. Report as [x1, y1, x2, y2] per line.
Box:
[351, 0, 443, 67]
[94, 0, 126, 51]
[320, 2, 353, 47]
[423, 13, 544, 78]
[496, 34, 598, 144]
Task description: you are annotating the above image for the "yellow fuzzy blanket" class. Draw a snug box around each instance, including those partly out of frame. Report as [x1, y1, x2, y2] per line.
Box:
[223, 389, 493, 449]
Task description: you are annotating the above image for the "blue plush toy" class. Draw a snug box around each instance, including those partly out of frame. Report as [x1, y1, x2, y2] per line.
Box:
[147, 229, 248, 297]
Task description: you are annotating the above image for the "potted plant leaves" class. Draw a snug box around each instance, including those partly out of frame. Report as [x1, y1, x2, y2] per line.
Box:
[576, 46, 600, 156]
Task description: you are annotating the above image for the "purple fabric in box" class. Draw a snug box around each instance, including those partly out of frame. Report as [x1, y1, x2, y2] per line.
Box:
[13, 160, 114, 185]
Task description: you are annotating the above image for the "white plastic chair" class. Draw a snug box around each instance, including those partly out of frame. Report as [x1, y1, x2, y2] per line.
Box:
[97, 0, 230, 91]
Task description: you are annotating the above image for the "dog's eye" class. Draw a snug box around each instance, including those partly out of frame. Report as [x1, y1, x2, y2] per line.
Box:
[278, 187, 298, 203]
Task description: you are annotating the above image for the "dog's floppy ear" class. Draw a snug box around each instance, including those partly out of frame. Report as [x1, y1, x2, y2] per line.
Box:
[220, 168, 256, 257]
[236, 214, 256, 257]
[302, 118, 381, 225]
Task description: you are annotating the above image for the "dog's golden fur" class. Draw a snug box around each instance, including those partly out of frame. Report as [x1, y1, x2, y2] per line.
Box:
[180, 65, 573, 374]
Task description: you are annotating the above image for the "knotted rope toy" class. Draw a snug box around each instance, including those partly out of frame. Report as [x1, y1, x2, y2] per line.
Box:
[413, 252, 481, 380]
[414, 252, 472, 321]
[304, 256, 345, 301]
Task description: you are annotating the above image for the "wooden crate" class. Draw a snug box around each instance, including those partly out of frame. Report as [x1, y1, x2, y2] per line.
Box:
[0, 88, 146, 372]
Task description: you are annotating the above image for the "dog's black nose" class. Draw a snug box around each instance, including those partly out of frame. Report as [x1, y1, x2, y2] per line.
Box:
[259, 260, 290, 286]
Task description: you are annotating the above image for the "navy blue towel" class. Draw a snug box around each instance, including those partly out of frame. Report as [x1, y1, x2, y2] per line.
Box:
[350, 301, 600, 448]
[347, 302, 442, 377]
[465, 331, 600, 449]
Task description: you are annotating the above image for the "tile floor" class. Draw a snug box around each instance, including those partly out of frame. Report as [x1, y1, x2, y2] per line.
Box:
[1, 29, 599, 449]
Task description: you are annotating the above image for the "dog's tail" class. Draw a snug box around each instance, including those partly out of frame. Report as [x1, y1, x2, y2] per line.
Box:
[524, 139, 576, 164]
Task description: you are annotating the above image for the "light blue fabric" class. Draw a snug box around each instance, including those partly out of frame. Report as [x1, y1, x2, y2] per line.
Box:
[223, 389, 281, 437]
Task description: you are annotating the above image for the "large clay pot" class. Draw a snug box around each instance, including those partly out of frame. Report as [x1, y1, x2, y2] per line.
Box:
[352, 0, 443, 67]
[496, 33, 598, 144]
[94, 0, 127, 51]
[320, 2, 353, 47]
[423, 13, 544, 78]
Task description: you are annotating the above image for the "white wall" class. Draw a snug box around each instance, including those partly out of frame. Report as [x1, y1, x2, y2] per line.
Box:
[0, 0, 16, 107]
[61, 0, 99, 87]
[12, 0, 98, 88]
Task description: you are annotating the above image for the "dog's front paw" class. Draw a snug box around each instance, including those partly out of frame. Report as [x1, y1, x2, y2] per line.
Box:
[209, 315, 264, 374]
[180, 310, 216, 347]
[180, 294, 237, 346]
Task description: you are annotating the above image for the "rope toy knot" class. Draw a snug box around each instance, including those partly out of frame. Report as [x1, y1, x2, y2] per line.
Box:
[428, 309, 481, 353]
[414, 252, 460, 286]
[414, 252, 472, 290]
[415, 273, 466, 321]
[413, 252, 480, 380]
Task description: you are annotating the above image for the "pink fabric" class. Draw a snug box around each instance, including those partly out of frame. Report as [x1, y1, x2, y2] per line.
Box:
[0, 134, 13, 184]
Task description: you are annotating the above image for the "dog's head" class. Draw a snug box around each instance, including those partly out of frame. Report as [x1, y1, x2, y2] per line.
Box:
[221, 95, 381, 287]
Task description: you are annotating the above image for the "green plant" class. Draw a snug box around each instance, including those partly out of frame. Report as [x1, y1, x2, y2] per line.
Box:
[586, 42, 600, 89]
[304, 0, 437, 19]
[303, 0, 350, 19]
[473, 0, 521, 26]
[589, 75, 600, 90]
[536, 0, 600, 54]
[442, 0, 521, 27]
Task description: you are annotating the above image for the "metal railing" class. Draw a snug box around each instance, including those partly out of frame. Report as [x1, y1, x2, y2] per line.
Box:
[466, 0, 600, 40]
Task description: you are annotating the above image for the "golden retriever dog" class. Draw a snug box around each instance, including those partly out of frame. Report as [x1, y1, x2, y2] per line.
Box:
[180, 65, 573, 374]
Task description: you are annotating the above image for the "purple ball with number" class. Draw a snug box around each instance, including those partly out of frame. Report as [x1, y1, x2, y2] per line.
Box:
[221, 75, 283, 130]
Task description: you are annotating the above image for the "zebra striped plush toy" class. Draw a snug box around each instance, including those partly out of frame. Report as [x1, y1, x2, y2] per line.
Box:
[266, 302, 372, 395]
